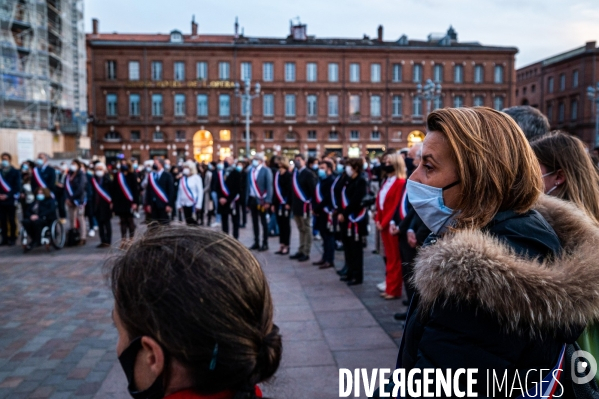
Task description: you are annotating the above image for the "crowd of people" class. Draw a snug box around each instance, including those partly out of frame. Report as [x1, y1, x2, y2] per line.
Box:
[5, 104, 599, 397]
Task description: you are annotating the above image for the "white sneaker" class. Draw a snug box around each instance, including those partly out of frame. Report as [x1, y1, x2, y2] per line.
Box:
[210, 222, 221, 227]
[314, 234, 322, 241]
[88, 229, 96, 237]
[93, 225, 99, 231]
[377, 281, 386, 292]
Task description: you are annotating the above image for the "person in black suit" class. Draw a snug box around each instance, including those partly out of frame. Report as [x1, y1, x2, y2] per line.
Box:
[31, 152, 56, 196]
[290, 154, 316, 262]
[217, 156, 242, 239]
[111, 161, 139, 242]
[0, 153, 21, 246]
[145, 157, 175, 226]
[312, 158, 336, 269]
[91, 163, 113, 248]
[246, 154, 273, 251]
[271, 157, 292, 255]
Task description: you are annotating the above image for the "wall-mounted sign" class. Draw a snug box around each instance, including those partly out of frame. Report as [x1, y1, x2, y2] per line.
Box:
[124, 80, 235, 89]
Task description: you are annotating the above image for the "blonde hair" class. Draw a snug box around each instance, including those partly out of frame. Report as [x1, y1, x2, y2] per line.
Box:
[387, 153, 407, 179]
[184, 160, 198, 175]
[427, 107, 542, 230]
[531, 131, 599, 225]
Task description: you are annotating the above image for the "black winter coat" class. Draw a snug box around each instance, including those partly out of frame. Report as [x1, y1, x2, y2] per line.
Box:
[91, 175, 113, 221]
[394, 196, 599, 398]
[272, 170, 292, 209]
[291, 167, 316, 217]
[0, 166, 21, 205]
[111, 172, 139, 216]
[24, 198, 57, 222]
[313, 174, 335, 232]
[215, 168, 242, 214]
[65, 170, 87, 205]
[340, 175, 368, 237]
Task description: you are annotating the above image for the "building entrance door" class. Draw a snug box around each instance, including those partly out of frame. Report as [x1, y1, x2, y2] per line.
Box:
[193, 129, 213, 163]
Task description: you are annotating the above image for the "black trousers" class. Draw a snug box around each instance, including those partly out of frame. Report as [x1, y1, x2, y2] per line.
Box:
[85, 201, 95, 229]
[0, 204, 17, 241]
[150, 207, 170, 225]
[240, 196, 247, 227]
[221, 205, 240, 239]
[276, 210, 291, 246]
[399, 233, 417, 300]
[55, 191, 66, 219]
[182, 206, 197, 225]
[322, 228, 336, 264]
[342, 233, 364, 283]
[97, 217, 112, 244]
[248, 197, 268, 246]
[118, 215, 136, 239]
[22, 218, 45, 243]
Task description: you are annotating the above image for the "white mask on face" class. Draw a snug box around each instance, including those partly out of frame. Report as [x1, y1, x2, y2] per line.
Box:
[69, 164, 77, 172]
[182, 168, 190, 176]
[345, 166, 353, 177]
[95, 170, 104, 178]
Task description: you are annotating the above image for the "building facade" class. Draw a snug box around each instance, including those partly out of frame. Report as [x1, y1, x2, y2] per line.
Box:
[516, 41, 599, 146]
[87, 19, 517, 164]
[1, 0, 88, 163]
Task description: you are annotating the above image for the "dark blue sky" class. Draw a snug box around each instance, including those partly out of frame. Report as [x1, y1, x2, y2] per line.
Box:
[85, 0, 599, 67]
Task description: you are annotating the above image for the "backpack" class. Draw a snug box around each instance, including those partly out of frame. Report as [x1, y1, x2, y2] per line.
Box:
[66, 228, 81, 247]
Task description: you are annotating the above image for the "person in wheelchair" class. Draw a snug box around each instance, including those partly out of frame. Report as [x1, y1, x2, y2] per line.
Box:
[22, 187, 56, 250]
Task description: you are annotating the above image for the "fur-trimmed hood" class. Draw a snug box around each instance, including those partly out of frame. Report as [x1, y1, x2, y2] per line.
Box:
[413, 195, 599, 335]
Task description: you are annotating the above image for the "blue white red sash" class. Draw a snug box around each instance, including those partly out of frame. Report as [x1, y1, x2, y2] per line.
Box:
[117, 173, 134, 202]
[323, 206, 334, 231]
[399, 183, 409, 219]
[231, 193, 240, 215]
[33, 167, 47, 189]
[274, 172, 286, 205]
[348, 208, 367, 241]
[149, 173, 169, 203]
[251, 167, 266, 200]
[293, 170, 311, 217]
[181, 176, 196, 204]
[92, 177, 112, 203]
[315, 182, 323, 204]
[65, 176, 74, 197]
[331, 175, 340, 209]
[516, 344, 566, 399]
[218, 170, 229, 197]
[341, 186, 349, 209]
[0, 173, 11, 194]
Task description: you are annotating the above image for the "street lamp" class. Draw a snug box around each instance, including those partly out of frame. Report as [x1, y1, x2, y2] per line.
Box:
[235, 79, 261, 158]
[416, 79, 442, 118]
[587, 83, 599, 147]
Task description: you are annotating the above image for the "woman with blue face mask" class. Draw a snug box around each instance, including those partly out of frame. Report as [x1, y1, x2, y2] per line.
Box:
[21, 187, 57, 251]
[382, 107, 599, 398]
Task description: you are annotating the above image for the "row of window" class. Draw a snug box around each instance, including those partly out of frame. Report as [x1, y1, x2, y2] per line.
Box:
[547, 70, 579, 93]
[106, 60, 505, 84]
[106, 93, 505, 118]
[547, 99, 579, 123]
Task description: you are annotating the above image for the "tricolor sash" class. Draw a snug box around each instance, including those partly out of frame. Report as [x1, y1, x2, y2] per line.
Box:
[0, 173, 11, 194]
[218, 171, 229, 197]
[516, 344, 566, 399]
[323, 206, 335, 231]
[274, 172, 289, 216]
[231, 193, 240, 215]
[293, 170, 311, 218]
[399, 184, 409, 220]
[341, 186, 349, 209]
[65, 176, 79, 205]
[92, 177, 112, 203]
[315, 182, 323, 204]
[331, 175, 341, 209]
[117, 173, 134, 202]
[348, 208, 367, 241]
[251, 167, 266, 201]
[181, 176, 196, 204]
[32, 167, 47, 189]
[149, 173, 169, 204]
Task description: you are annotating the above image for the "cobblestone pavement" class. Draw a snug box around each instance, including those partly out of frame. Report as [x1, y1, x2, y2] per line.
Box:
[0, 215, 404, 398]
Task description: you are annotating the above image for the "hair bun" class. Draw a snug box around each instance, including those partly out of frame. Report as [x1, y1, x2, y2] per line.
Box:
[255, 324, 282, 383]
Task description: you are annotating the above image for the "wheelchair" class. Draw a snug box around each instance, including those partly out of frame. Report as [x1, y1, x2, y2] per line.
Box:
[20, 219, 65, 252]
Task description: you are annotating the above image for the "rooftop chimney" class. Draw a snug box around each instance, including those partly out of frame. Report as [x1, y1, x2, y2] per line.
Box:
[191, 15, 198, 37]
[586, 41, 597, 50]
[92, 18, 98, 35]
[234, 17, 239, 39]
[377, 25, 383, 42]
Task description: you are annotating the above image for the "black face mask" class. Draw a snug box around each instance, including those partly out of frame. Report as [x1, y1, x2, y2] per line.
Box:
[121, 165, 129, 172]
[118, 337, 165, 399]
[223, 161, 229, 169]
[383, 164, 395, 173]
[151, 164, 158, 171]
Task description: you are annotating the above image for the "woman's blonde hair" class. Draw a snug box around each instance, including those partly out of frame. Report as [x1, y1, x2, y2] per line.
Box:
[531, 131, 599, 225]
[184, 160, 198, 175]
[427, 107, 542, 230]
[387, 153, 407, 179]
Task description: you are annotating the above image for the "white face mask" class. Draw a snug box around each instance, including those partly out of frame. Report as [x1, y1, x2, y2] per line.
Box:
[541, 170, 558, 195]
[406, 179, 459, 235]
[95, 170, 104, 178]
[69, 164, 77, 172]
[345, 166, 353, 177]
[182, 168, 190, 176]
[61, 164, 68, 171]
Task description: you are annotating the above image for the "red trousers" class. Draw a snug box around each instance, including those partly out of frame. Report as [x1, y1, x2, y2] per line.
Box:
[381, 230, 402, 297]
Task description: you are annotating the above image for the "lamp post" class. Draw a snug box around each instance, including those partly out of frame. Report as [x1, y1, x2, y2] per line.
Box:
[587, 83, 599, 147]
[416, 79, 442, 119]
[234, 79, 261, 158]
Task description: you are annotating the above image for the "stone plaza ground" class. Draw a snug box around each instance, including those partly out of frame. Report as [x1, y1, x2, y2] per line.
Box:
[0, 216, 408, 398]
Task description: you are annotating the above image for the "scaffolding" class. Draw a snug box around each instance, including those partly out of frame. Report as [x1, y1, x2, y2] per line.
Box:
[0, 0, 85, 134]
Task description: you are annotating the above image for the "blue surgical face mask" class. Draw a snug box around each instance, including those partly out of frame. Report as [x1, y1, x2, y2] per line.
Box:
[406, 179, 460, 235]
[216, 163, 224, 171]
[236, 165, 243, 172]
[36, 158, 44, 166]
[1, 160, 9, 168]
[36, 194, 45, 201]
[312, 164, 319, 170]
[252, 159, 259, 168]
[336, 164, 344, 173]
[318, 169, 327, 179]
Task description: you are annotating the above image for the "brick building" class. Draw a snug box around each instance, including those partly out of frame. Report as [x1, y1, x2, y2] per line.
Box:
[86, 19, 517, 164]
[516, 41, 599, 146]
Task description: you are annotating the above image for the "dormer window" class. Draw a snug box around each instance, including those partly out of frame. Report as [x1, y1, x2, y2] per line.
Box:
[170, 30, 183, 43]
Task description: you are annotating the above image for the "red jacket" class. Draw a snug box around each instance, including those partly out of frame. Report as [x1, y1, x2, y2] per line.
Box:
[374, 177, 406, 230]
